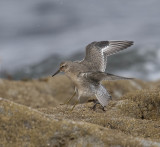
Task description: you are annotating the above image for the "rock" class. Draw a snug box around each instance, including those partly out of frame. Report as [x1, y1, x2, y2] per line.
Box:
[0, 76, 160, 146]
[0, 98, 160, 147]
[0, 76, 153, 108]
[0, 76, 74, 108]
[39, 92, 160, 140]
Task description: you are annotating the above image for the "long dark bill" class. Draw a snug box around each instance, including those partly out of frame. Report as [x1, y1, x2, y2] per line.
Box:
[52, 69, 60, 77]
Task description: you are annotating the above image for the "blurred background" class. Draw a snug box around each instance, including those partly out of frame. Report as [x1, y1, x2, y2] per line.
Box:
[0, 0, 160, 81]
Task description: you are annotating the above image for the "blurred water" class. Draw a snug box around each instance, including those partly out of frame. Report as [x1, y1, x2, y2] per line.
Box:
[0, 0, 160, 80]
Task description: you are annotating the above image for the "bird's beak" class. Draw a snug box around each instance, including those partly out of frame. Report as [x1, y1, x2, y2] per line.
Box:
[52, 69, 60, 77]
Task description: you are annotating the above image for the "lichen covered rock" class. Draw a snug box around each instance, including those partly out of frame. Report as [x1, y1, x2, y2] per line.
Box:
[0, 98, 160, 147]
[0, 76, 160, 146]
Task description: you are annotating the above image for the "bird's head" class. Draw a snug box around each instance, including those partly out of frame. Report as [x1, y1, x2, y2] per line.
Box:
[52, 61, 71, 77]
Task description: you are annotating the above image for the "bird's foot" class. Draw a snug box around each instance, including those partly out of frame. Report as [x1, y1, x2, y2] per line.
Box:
[102, 107, 106, 111]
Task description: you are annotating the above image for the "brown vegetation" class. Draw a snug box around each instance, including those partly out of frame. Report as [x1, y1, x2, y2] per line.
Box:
[0, 76, 160, 146]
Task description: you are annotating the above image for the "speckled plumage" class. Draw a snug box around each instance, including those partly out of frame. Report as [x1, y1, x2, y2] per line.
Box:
[52, 40, 134, 109]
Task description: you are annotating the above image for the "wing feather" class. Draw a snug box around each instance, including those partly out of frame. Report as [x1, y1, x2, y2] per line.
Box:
[79, 72, 133, 82]
[104, 41, 133, 56]
[80, 40, 133, 72]
[95, 85, 110, 107]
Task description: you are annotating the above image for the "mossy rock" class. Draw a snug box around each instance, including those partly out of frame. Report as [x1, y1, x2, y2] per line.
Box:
[39, 94, 160, 141]
[120, 89, 160, 120]
[0, 76, 155, 108]
[0, 76, 160, 146]
[1, 98, 160, 146]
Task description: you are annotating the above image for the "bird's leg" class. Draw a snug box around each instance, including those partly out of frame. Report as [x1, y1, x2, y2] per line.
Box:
[91, 100, 99, 111]
[70, 100, 79, 111]
[65, 91, 76, 104]
[91, 100, 106, 111]
[60, 91, 76, 105]
[102, 106, 106, 111]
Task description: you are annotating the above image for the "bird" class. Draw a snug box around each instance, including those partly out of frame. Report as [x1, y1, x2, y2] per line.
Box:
[52, 40, 134, 111]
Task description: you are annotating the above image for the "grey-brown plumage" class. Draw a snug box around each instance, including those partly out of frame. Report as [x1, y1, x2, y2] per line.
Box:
[81, 41, 133, 72]
[52, 40, 134, 110]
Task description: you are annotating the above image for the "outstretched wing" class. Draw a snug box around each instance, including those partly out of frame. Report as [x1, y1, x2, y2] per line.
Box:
[80, 41, 133, 72]
[79, 72, 133, 82]
[95, 84, 111, 107]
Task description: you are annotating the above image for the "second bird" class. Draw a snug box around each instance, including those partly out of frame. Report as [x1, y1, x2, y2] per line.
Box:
[52, 40, 134, 111]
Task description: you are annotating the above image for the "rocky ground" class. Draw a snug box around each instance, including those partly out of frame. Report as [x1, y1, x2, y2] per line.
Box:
[0, 75, 160, 146]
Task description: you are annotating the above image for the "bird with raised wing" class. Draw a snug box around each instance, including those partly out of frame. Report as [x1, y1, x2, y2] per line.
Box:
[52, 40, 134, 111]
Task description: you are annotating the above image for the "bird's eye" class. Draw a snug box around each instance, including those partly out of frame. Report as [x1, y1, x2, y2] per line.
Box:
[61, 65, 65, 68]
[60, 64, 68, 68]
